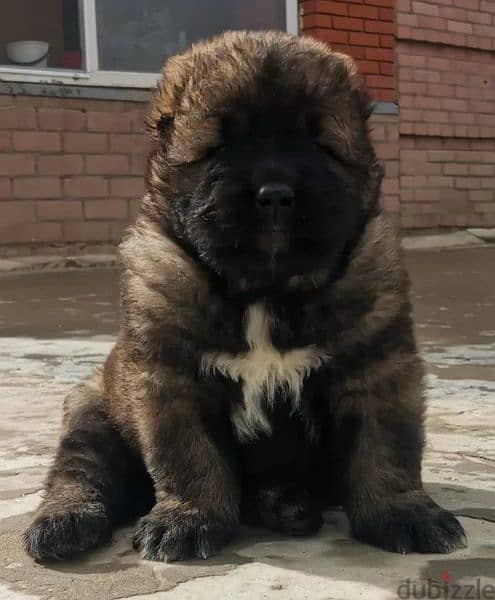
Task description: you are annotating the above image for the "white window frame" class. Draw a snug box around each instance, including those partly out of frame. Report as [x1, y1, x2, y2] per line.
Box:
[0, 0, 299, 89]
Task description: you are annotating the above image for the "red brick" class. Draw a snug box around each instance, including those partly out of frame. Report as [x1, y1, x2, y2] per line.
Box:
[333, 44, 365, 58]
[439, 6, 467, 20]
[0, 154, 36, 176]
[0, 178, 12, 198]
[466, 10, 492, 24]
[365, 20, 395, 34]
[63, 133, 107, 153]
[366, 75, 395, 88]
[480, 1, 495, 13]
[110, 177, 145, 198]
[399, 54, 426, 68]
[0, 201, 36, 223]
[304, 14, 332, 28]
[37, 200, 83, 221]
[87, 112, 132, 133]
[447, 20, 473, 33]
[349, 4, 378, 18]
[37, 109, 86, 131]
[0, 107, 37, 130]
[130, 155, 145, 176]
[109, 134, 147, 155]
[481, 178, 495, 189]
[349, 32, 380, 46]
[364, 0, 393, 6]
[84, 199, 128, 220]
[303, 0, 348, 16]
[62, 221, 110, 242]
[64, 176, 109, 198]
[470, 190, 493, 202]
[475, 203, 495, 213]
[364, 47, 394, 61]
[358, 60, 381, 74]
[307, 28, 348, 44]
[380, 62, 395, 75]
[412, 1, 439, 16]
[379, 7, 394, 20]
[379, 34, 396, 48]
[14, 177, 61, 198]
[333, 16, 364, 31]
[444, 164, 469, 176]
[13, 131, 61, 152]
[86, 155, 130, 175]
[469, 164, 493, 176]
[0, 132, 11, 151]
[0, 222, 62, 244]
[418, 15, 447, 30]
[38, 155, 84, 175]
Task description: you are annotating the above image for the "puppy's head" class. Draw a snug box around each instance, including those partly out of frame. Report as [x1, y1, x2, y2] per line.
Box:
[144, 31, 383, 291]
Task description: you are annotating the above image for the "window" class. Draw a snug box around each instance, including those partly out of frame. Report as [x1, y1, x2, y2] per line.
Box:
[0, 0, 298, 88]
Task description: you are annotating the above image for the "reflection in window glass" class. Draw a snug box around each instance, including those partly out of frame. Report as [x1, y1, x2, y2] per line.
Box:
[0, 0, 82, 70]
[96, 0, 286, 73]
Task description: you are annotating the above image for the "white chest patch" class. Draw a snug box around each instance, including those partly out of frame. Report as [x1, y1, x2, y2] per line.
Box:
[200, 302, 329, 442]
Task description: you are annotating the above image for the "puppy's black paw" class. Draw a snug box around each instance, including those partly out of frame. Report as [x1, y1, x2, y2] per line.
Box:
[133, 504, 236, 562]
[351, 494, 466, 554]
[23, 502, 111, 562]
[243, 483, 323, 537]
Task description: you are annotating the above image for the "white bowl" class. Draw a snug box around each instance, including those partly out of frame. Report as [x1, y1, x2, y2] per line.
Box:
[6, 41, 49, 66]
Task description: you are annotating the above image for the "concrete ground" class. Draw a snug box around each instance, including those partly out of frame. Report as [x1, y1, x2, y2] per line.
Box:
[0, 246, 494, 600]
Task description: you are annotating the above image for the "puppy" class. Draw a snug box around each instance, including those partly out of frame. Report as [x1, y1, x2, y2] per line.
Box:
[24, 31, 466, 562]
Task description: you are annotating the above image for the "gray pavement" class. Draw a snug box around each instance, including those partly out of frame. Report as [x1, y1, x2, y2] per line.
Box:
[0, 247, 494, 600]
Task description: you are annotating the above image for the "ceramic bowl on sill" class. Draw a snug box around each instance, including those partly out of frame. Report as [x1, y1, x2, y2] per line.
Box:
[6, 40, 49, 68]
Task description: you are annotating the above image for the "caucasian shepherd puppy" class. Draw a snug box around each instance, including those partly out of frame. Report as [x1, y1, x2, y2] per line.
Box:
[24, 31, 466, 562]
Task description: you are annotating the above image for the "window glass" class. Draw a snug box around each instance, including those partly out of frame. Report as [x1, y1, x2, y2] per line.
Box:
[96, 0, 287, 73]
[0, 0, 83, 70]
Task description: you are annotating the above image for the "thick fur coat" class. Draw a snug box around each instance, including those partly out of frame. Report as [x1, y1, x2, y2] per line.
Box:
[24, 31, 465, 562]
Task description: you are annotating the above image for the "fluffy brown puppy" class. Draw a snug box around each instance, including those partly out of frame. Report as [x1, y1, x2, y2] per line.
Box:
[24, 31, 466, 562]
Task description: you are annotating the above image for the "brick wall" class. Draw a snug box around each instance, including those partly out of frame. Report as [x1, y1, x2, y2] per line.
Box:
[397, 0, 495, 228]
[301, 0, 397, 101]
[0, 95, 147, 255]
[2, 1, 495, 254]
[0, 93, 399, 255]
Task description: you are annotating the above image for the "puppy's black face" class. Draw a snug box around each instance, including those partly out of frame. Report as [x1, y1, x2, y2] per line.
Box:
[163, 103, 365, 291]
[147, 35, 380, 291]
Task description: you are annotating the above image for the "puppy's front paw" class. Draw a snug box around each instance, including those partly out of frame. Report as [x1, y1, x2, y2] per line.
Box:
[23, 502, 111, 562]
[351, 493, 466, 554]
[133, 504, 236, 562]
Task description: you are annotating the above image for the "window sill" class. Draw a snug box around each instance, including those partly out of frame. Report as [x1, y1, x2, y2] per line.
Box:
[0, 68, 159, 89]
[0, 79, 399, 115]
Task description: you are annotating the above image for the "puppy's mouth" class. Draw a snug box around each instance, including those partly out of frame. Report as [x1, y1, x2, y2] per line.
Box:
[257, 230, 290, 254]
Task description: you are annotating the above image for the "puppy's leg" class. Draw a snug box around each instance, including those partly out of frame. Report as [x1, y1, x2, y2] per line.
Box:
[130, 368, 240, 562]
[338, 363, 466, 554]
[242, 481, 323, 537]
[24, 375, 152, 562]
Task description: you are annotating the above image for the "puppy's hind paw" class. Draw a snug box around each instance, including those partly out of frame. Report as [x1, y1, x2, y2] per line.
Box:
[23, 502, 111, 562]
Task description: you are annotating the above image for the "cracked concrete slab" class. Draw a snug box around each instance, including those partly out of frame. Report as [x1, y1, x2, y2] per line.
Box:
[0, 247, 494, 599]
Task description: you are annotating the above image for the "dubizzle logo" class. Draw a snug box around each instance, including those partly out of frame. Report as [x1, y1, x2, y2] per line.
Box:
[397, 571, 495, 599]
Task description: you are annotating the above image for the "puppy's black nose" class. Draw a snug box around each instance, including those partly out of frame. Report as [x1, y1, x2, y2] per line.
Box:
[256, 182, 295, 224]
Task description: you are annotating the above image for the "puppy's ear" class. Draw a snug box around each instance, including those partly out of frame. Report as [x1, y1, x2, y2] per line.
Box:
[145, 55, 190, 143]
[333, 53, 375, 121]
[351, 82, 375, 122]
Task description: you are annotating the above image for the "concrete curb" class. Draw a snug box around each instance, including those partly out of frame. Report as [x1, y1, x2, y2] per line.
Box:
[0, 230, 493, 274]
[401, 230, 488, 251]
[0, 254, 118, 274]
